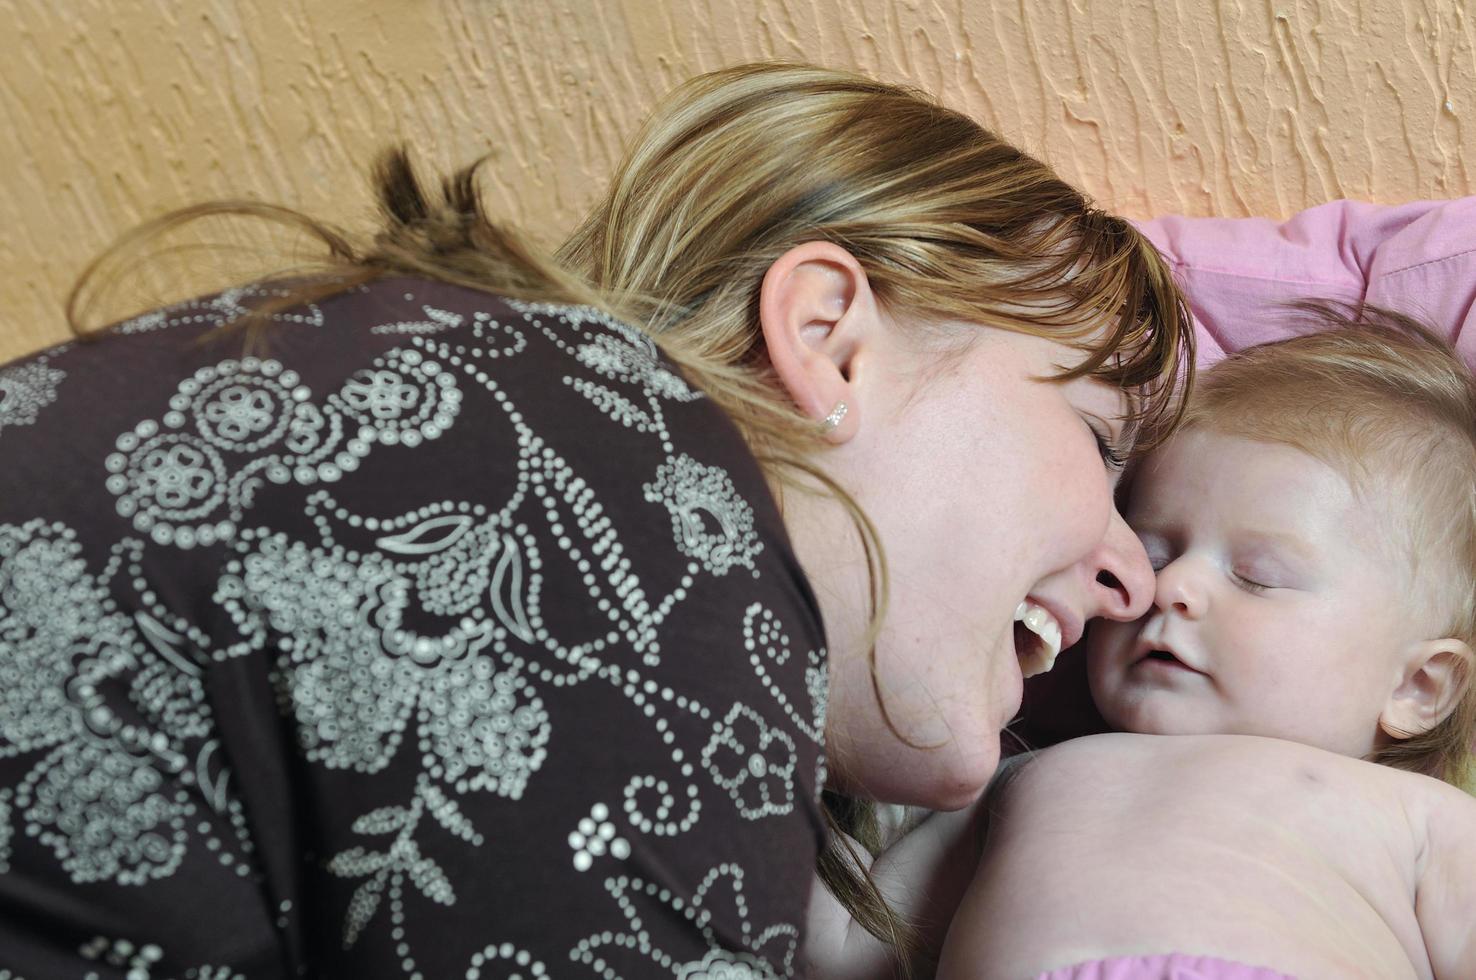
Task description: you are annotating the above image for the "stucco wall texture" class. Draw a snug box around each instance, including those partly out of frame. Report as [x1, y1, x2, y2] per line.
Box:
[4, 0, 1473, 361]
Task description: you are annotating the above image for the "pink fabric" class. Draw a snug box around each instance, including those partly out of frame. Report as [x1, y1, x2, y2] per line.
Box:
[1136, 198, 1476, 369]
[1036, 952, 1297, 980]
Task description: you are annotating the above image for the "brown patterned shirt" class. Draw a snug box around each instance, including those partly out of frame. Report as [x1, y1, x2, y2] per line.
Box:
[0, 277, 827, 978]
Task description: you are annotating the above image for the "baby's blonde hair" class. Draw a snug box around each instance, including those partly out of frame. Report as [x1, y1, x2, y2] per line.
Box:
[1180, 302, 1476, 788]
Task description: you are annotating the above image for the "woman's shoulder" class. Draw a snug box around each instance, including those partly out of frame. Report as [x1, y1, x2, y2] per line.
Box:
[0, 273, 791, 585]
[2, 273, 757, 473]
[8, 275, 664, 379]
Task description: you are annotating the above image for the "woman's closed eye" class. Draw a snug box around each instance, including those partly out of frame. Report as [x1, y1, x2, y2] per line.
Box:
[1087, 419, 1128, 473]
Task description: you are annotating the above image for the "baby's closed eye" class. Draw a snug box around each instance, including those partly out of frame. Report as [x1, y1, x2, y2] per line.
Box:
[1228, 553, 1304, 592]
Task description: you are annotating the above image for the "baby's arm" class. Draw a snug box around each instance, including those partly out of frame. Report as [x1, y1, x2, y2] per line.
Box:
[1415, 784, 1476, 978]
[803, 803, 985, 979]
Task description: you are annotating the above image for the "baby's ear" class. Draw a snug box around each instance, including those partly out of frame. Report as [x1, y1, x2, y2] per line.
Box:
[1379, 638, 1475, 739]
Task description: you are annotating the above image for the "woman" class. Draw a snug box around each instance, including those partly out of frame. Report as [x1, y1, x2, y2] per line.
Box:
[0, 64, 1188, 976]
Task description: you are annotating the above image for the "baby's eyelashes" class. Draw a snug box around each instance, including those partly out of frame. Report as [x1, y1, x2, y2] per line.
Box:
[1230, 571, 1273, 594]
[1135, 534, 1172, 572]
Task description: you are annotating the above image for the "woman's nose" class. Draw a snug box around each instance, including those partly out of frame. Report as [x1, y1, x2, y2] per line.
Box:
[1088, 508, 1156, 622]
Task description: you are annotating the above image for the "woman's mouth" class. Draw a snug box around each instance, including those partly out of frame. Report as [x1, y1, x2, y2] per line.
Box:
[1014, 601, 1063, 678]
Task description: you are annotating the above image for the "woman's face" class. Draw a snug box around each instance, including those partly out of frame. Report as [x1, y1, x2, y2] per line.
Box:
[806, 325, 1157, 810]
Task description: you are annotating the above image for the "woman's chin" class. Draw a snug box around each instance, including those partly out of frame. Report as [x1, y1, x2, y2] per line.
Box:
[915, 739, 1002, 810]
[852, 739, 1001, 810]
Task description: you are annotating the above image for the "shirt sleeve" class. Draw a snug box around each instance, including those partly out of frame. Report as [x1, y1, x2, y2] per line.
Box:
[0, 278, 828, 978]
[1136, 198, 1476, 367]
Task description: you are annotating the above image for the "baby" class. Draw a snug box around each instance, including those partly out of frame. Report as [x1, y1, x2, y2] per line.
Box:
[939, 307, 1476, 979]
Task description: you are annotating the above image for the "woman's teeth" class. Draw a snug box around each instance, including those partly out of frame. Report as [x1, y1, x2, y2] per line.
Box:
[1015, 601, 1063, 678]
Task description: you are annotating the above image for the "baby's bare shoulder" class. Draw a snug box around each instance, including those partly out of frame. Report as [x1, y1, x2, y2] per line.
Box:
[1025, 731, 1352, 778]
[1031, 730, 1434, 778]
[1414, 776, 1476, 977]
[1020, 732, 1437, 819]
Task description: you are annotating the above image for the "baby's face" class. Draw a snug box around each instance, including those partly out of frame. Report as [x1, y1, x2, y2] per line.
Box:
[1088, 428, 1422, 758]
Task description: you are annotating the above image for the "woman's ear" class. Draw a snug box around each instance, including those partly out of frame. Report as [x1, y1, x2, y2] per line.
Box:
[758, 241, 876, 444]
[1379, 637, 1475, 739]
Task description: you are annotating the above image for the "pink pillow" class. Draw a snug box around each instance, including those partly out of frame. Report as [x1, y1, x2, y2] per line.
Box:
[1140, 198, 1476, 368]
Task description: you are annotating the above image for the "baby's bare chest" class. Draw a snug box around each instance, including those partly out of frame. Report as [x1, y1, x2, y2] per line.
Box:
[991, 736, 1432, 978]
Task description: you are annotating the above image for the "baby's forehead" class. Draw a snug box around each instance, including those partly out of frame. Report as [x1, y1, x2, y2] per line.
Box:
[1134, 427, 1346, 493]
[1128, 425, 1422, 558]
[1132, 428, 1376, 520]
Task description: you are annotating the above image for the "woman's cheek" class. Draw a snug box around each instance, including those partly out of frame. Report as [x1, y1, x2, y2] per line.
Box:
[1030, 435, 1108, 538]
[1065, 470, 1117, 557]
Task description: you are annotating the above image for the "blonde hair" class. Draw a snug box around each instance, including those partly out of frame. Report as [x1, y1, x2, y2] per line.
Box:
[69, 62, 1196, 967]
[1181, 302, 1476, 789]
[557, 63, 1190, 461]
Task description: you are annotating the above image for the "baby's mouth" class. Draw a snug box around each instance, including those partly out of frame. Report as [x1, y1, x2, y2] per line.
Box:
[1014, 601, 1063, 678]
[1138, 648, 1200, 674]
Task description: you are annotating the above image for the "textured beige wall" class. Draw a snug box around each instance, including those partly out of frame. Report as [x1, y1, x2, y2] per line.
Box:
[4, 0, 1473, 362]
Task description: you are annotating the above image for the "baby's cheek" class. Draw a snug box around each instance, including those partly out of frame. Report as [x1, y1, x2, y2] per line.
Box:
[1234, 619, 1295, 665]
[1085, 627, 1132, 710]
[1088, 619, 1136, 664]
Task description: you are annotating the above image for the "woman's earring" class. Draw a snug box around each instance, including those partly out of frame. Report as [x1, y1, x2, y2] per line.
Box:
[820, 401, 848, 433]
